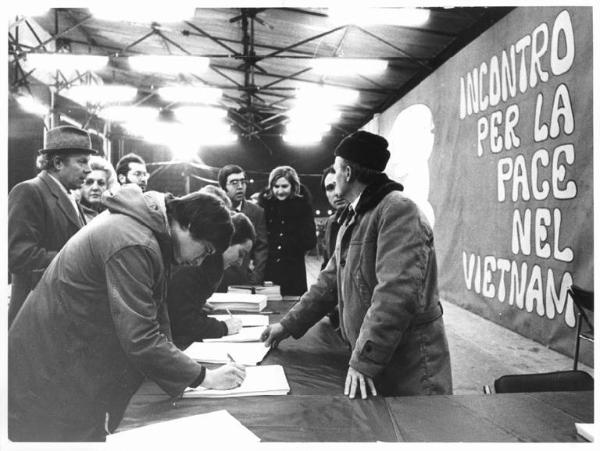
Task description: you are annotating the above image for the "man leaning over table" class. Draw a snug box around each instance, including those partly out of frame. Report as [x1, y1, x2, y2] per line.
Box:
[261, 131, 452, 399]
[8, 188, 246, 442]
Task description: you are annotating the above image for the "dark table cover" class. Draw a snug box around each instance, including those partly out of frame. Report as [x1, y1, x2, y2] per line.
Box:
[117, 301, 594, 442]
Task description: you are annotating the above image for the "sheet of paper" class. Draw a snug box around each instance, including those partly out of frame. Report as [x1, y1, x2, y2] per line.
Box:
[183, 341, 270, 365]
[209, 314, 269, 327]
[106, 410, 260, 445]
[184, 365, 290, 398]
[575, 423, 594, 442]
[203, 326, 266, 343]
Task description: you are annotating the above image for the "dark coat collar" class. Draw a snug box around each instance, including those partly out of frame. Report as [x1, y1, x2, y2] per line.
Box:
[338, 173, 403, 223]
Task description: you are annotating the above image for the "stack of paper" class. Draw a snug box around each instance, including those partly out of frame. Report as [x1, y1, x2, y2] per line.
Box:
[203, 326, 266, 343]
[229, 284, 282, 301]
[207, 292, 268, 312]
[184, 365, 290, 398]
[208, 314, 269, 327]
[106, 410, 260, 445]
[184, 341, 270, 365]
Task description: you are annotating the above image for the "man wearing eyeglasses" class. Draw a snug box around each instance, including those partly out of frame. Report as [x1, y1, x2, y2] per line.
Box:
[9, 187, 246, 441]
[116, 152, 149, 192]
[218, 164, 268, 287]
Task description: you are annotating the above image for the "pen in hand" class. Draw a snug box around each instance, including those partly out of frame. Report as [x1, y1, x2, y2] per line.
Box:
[227, 352, 236, 363]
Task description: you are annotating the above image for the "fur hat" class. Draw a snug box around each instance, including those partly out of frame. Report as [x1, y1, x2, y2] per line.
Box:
[333, 131, 390, 172]
[39, 125, 96, 155]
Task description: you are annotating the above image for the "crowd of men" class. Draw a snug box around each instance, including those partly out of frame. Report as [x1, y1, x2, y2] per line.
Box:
[7, 125, 452, 442]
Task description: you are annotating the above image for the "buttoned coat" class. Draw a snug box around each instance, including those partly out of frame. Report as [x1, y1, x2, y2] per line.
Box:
[259, 187, 317, 296]
[8, 187, 205, 441]
[281, 174, 453, 396]
[8, 170, 85, 324]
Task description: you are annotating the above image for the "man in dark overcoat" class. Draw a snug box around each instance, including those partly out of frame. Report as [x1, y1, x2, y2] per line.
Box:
[8, 125, 95, 325]
[218, 164, 268, 286]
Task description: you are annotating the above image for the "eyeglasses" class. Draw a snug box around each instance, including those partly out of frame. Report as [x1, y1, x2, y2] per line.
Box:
[325, 183, 335, 192]
[227, 179, 247, 187]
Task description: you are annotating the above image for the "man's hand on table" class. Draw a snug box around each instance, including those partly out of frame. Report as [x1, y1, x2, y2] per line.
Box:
[260, 323, 290, 348]
[345, 367, 377, 399]
[201, 363, 246, 390]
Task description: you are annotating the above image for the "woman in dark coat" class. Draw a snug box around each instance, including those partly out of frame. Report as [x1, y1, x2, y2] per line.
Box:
[259, 166, 317, 296]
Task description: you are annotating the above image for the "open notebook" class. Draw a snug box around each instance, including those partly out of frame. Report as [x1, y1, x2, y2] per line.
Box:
[208, 314, 269, 327]
[106, 410, 260, 444]
[184, 365, 290, 398]
[183, 341, 270, 365]
[206, 292, 268, 312]
[203, 326, 266, 343]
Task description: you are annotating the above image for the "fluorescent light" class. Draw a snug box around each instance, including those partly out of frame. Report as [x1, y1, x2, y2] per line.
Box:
[173, 106, 227, 121]
[62, 85, 137, 105]
[129, 56, 209, 75]
[98, 106, 159, 122]
[287, 107, 341, 124]
[286, 122, 331, 134]
[15, 94, 47, 116]
[295, 86, 359, 106]
[27, 53, 108, 73]
[158, 86, 222, 104]
[283, 134, 322, 145]
[328, 7, 430, 26]
[311, 58, 388, 76]
[90, 6, 195, 23]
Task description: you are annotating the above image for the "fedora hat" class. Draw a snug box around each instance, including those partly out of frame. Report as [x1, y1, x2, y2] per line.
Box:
[39, 125, 97, 155]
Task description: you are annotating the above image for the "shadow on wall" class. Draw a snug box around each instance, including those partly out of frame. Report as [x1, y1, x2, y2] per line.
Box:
[386, 104, 435, 228]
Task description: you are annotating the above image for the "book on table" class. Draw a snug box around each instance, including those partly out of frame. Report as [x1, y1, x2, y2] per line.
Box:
[183, 365, 290, 398]
[206, 292, 268, 312]
[228, 284, 282, 301]
[208, 314, 269, 327]
[183, 341, 270, 365]
[203, 326, 266, 343]
[106, 410, 260, 444]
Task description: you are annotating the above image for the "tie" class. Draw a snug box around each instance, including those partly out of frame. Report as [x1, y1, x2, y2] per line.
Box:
[345, 206, 355, 225]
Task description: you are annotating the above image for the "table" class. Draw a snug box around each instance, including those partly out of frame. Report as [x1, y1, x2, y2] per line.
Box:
[117, 301, 594, 442]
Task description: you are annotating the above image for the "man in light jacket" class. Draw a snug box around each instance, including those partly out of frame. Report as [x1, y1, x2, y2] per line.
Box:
[9, 187, 246, 441]
[262, 131, 452, 399]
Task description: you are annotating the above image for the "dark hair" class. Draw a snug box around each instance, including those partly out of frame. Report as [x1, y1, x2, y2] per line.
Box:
[266, 165, 302, 199]
[320, 165, 335, 192]
[166, 192, 233, 254]
[342, 158, 382, 185]
[116, 153, 146, 179]
[199, 185, 232, 209]
[231, 212, 256, 245]
[217, 164, 244, 190]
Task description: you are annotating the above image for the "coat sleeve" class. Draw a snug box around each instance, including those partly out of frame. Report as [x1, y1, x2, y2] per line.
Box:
[106, 245, 205, 397]
[8, 183, 58, 273]
[349, 198, 432, 377]
[167, 266, 227, 342]
[280, 254, 338, 338]
[249, 205, 268, 284]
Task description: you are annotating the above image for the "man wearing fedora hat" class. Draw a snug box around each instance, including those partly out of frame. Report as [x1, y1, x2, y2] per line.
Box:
[8, 125, 96, 325]
[262, 130, 452, 399]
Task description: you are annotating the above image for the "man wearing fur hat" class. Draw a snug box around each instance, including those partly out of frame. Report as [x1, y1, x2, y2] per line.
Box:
[8, 125, 96, 325]
[262, 131, 452, 398]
